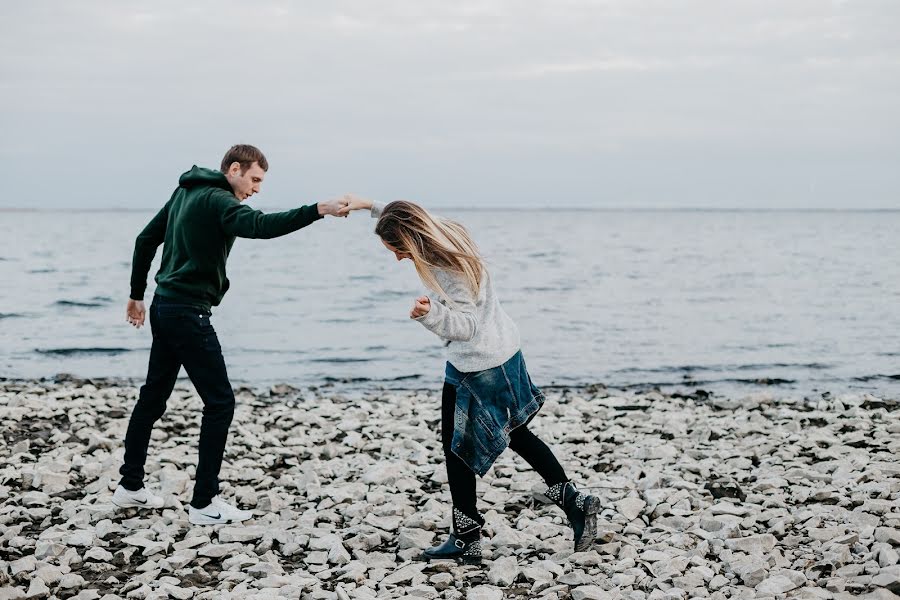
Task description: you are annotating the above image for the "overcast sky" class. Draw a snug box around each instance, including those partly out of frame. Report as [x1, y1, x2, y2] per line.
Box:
[1, 1, 898, 209]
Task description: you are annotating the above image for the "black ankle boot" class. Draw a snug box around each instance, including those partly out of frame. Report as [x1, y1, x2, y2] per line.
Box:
[421, 507, 483, 564]
[547, 481, 601, 552]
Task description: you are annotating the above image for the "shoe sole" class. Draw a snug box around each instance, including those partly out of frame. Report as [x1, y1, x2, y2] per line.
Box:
[188, 513, 253, 526]
[419, 554, 482, 565]
[574, 495, 602, 552]
[111, 498, 163, 510]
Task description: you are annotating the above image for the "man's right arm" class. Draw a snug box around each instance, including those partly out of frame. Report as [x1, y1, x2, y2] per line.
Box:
[219, 194, 349, 239]
[129, 199, 171, 301]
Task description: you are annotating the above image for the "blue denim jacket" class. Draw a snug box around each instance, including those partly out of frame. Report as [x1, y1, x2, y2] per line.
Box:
[444, 350, 545, 476]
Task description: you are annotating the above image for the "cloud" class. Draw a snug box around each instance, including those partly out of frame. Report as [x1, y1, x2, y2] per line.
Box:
[0, 0, 898, 208]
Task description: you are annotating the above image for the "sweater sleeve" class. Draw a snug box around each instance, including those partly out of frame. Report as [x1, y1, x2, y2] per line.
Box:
[371, 201, 384, 220]
[129, 199, 171, 300]
[414, 271, 479, 342]
[219, 194, 322, 239]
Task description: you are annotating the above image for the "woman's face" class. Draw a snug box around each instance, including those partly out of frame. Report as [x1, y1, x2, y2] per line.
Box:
[381, 239, 412, 261]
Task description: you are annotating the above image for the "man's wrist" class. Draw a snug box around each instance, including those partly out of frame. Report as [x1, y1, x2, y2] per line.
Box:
[317, 202, 325, 216]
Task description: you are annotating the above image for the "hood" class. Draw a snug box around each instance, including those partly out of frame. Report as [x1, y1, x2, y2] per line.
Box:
[178, 165, 234, 193]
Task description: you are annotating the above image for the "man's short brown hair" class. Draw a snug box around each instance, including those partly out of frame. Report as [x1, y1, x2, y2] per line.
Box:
[221, 144, 268, 173]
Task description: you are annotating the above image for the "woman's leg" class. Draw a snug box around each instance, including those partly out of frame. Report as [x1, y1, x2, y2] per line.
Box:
[508, 423, 568, 487]
[441, 382, 481, 525]
[423, 382, 484, 563]
[509, 419, 601, 552]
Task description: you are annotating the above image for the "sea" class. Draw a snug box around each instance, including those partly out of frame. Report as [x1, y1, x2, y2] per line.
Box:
[1, 208, 898, 399]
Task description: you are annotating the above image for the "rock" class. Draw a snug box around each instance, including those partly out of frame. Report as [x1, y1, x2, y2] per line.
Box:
[64, 530, 96, 547]
[380, 563, 425, 586]
[0, 588, 26, 600]
[616, 497, 647, 521]
[571, 586, 613, 600]
[397, 528, 434, 550]
[756, 572, 805, 595]
[25, 578, 49, 599]
[20, 492, 50, 507]
[881, 547, 900, 567]
[328, 542, 351, 565]
[218, 526, 267, 543]
[877, 529, 900, 546]
[871, 566, 900, 593]
[487, 556, 519, 587]
[84, 547, 114, 562]
[58, 574, 87, 589]
[467, 586, 503, 600]
[725, 534, 777, 554]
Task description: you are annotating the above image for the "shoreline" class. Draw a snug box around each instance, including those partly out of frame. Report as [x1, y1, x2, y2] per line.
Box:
[0, 379, 898, 598]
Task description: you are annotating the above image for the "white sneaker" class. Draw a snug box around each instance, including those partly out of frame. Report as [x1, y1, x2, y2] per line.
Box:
[112, 485, 165, 509]
[188, 495, 253, 525]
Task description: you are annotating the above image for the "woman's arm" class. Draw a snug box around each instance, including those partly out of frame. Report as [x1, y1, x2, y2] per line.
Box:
[338, 195, 381, 217]
[413, 272, 478, 342]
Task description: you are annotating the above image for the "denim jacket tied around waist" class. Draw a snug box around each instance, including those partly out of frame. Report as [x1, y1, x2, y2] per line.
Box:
[444, 350, 545, 477]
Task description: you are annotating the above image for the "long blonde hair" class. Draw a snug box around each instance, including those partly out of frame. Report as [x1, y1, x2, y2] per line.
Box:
[375, 201, 484, 302]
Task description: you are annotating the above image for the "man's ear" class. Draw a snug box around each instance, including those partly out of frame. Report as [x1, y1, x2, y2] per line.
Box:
[228, 162, 241, 176]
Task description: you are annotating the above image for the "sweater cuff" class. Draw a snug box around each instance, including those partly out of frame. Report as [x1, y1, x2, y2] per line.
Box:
[370, 202, 385, 219]
[304, 203, 324, 222]
[414, 298, 445, 330]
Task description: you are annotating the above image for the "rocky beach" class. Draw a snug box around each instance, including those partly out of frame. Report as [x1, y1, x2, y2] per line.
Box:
[0, 378, 898, 600]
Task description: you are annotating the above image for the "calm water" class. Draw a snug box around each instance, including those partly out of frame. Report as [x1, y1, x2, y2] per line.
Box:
[1, 208, 898, 398]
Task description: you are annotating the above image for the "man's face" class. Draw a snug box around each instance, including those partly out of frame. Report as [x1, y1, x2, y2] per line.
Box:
[226, 161, 266, 201]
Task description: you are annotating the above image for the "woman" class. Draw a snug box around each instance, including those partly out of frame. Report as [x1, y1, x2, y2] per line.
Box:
[342, 197, 600, 563]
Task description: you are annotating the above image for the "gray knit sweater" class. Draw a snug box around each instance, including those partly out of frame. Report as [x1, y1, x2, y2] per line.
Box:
[371, 203, 521, 372]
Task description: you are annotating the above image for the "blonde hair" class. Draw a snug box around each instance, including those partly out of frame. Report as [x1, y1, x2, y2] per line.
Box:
[375, 201, 484, 303]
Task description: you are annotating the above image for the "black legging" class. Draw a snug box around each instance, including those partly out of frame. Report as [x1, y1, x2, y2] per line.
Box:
[441, 382, 568, 522]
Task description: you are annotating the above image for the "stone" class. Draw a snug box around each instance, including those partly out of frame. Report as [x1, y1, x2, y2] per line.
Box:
[467, 586, 503, 600]
[881, 547, 900, 568]
[64, 530, 96, 547]
[380, 563, 426, 586]
[487, 556, 519, 587]
[756, 573, 804, 595]
[218, 526, 267, 543]
[725, 534, 777, 554]
[616, 497, 647, 521]
[876, 529, 900, 546]
[84, 547, 114, 562]
[571, 586, 614, 600]
[328, 542, 351, 565]
[397, 528, 434, 550]
[25, 578, 49, 599]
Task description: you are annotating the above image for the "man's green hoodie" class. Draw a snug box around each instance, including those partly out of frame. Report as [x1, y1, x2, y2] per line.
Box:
[129, 166, 322, 309]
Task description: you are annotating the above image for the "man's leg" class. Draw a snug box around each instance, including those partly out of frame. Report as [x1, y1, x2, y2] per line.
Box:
[176, 313, 236, 509]
[119, 306, 181, 491]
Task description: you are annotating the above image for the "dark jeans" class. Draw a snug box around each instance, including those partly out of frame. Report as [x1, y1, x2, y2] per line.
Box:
[119, 296, 235, 508]
[441, 382, 567, 522]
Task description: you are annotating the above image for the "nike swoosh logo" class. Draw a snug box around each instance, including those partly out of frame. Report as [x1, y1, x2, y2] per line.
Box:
[200, 512, 222, 519]
[133, 498, 147, 505]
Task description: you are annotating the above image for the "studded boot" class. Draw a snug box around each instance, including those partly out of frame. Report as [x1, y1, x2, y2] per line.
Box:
[421, 507, 483, 564]
[547, 481, 601, 552]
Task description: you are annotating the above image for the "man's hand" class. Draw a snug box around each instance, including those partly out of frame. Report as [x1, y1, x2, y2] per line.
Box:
[317, 196, 351, 217]
[337, 194, 374, 216]
[410, 296, 431, 319]
[126, 299, 146, 329]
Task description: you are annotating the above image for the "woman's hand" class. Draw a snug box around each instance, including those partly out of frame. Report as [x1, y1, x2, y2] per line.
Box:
[337, 194, 374, 216]
[410, 296, 431, 319]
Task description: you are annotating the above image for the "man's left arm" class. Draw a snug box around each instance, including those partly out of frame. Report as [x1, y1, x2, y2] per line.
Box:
[127, 198, 171, 327]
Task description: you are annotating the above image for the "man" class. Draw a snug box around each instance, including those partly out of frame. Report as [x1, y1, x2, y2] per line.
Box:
[114, 144, 348, 525]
